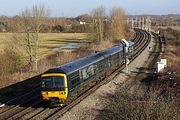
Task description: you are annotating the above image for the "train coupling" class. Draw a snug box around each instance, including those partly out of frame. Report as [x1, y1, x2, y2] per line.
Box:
[49, 97, 64, 107]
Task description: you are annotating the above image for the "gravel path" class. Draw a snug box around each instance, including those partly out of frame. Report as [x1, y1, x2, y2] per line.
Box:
[58, 33, 155, 120]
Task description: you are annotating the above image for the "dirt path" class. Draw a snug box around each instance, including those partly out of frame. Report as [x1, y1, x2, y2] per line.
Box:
[58, 33, 156, 120]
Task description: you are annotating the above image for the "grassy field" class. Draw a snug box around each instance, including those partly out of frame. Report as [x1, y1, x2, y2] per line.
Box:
[156, 25, 180, 31]
[0, 33, 13, 51]
[0, 32, 88, 59]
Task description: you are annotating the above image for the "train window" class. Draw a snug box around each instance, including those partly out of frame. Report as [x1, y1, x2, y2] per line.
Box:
[97, 61, 103, 69]
[71, 78, 80, 87]
[79, 70, 82, 80]
[53, 77, 65, 88]
[71, 72, 79, 79]
[70, 72, 80, 87]
[42, 78, 51, 88]
[42, 76, 65, 90]
[93, 64, 98, 73]
[71, 79, 76, 85]
[107, 58, 112, 67]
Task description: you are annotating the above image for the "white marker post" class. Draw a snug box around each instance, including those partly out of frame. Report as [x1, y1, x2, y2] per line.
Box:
[160, 59, 167, 67]
[157, 62, 165, 72]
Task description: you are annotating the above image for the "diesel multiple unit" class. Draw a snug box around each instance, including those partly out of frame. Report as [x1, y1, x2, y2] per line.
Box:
[41, 29, 149, 106]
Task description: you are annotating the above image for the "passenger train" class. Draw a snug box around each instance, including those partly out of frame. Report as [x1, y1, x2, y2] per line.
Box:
[41, 34, 140, 106]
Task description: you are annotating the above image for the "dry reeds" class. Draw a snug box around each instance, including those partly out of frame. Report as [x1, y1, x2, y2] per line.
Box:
[95, 86, 179, 120]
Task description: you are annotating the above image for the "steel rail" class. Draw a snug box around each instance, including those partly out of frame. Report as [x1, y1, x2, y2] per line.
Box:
[0, 86, 40, 114]
[0, 94, 41, 120]
[6, 99, 43, 120]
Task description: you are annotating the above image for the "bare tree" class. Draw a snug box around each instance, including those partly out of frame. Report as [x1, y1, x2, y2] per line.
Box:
[30, 5, 50, 71]
[13, 5, 50, 71]
[109, 7, 127, 40]
[89, 6, 128, 42]
[91, 6, 105, 42]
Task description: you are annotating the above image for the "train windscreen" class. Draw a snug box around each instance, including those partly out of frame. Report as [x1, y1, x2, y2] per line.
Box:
[41, 76, 65, 91]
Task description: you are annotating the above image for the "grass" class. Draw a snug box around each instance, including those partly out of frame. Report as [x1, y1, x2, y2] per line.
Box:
[0, 32, 88, 88]
[156, 25, 180, 31]
[38, 33, 88, 59]
[0, 33, 13, 51]
[0, 32, 88, 59]
[95, 86, 179, 120]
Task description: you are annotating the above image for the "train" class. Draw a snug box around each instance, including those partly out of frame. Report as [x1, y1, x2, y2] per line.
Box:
[41, 29, 148, 106]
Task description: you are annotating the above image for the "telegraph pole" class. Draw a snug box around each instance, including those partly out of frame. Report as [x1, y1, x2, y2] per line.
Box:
[145, 17, 148, 31]
[142, 17, 145, 30]
[132, 17, 134, 29]
[135, 17, 138, 28]
[139, 17, 141, 29]
[149, 17, 151, 32]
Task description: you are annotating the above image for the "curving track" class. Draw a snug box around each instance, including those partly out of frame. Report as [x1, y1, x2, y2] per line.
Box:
[0, 29, 152, 120]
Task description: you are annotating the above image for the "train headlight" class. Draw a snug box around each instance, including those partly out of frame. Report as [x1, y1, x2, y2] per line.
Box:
[42, 92, 48, 95]
[41, 82, 45, 87]
[59, 91, 66, 95]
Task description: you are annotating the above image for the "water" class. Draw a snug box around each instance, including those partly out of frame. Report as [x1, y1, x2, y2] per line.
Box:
[52, 43, 80, 51]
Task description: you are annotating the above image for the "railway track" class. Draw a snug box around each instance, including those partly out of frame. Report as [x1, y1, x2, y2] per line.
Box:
[1, 29, 152, 120]
[0, 95, 42, 120]
[0, 87, 40, 112]
[121, 31, 163, 101]
[0, 87, 41, 120]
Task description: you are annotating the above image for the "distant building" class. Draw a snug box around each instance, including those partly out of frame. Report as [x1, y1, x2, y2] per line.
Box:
[80, 21, 86, 25]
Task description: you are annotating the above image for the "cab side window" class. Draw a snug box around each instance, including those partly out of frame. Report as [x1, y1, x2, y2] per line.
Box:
[70, 72, 80, 88]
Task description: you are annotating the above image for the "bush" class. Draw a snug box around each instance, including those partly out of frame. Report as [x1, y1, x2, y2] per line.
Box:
[95, 86, 179, 120]
[52, 25, 65, 32]
[0, 50, 23, 76]
[40, 24, 51, 33]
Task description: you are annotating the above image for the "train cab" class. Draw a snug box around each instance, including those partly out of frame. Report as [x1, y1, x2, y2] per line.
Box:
[41, 73, 68, 105]
[128, 40, 134, 53]
[127, 40, 135, 59]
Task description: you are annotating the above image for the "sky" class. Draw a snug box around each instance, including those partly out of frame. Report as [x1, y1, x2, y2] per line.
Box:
[0, 0, 179, 17]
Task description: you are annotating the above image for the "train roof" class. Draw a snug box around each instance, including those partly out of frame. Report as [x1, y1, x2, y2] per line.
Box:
[115, 40, 134, 47]
[128, 40, 134, 46]
[44, 43, 123, 75]
[44, 53, 104, 75]
[100, 44, 123, 56]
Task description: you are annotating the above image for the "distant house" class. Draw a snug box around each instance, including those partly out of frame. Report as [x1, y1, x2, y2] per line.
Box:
[80, 21, 86, 25]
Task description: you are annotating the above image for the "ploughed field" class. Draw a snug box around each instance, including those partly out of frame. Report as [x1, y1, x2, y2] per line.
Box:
[0, 33, 88, 59]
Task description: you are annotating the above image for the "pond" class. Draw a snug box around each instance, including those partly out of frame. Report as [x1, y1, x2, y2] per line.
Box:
[52, 43, 80, 51]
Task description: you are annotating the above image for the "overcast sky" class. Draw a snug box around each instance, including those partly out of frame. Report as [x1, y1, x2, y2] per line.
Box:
[0, 0, 179, 17]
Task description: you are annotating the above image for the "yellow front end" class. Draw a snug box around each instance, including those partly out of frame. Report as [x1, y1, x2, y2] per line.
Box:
[41, 73, 68, 103]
